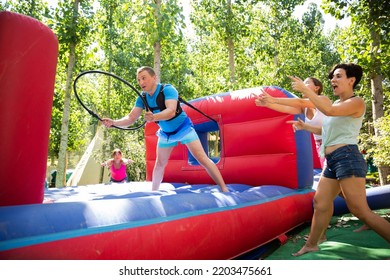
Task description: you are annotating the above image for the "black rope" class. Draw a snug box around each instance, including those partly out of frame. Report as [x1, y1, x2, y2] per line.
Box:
[73, 70, 150, 131]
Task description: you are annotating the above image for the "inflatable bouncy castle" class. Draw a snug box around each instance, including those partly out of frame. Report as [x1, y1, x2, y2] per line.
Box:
[0, 80, 318, 259]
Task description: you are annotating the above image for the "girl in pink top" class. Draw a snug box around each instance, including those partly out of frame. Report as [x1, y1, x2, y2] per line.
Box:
[102, 148, 134, 183]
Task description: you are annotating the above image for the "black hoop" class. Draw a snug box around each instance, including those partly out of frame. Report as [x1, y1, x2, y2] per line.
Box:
[73, 70, 149, 131]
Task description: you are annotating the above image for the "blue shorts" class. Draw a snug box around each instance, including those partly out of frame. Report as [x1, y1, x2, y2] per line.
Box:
[323, 145, 367, 180]
[157, 127, 199, 148]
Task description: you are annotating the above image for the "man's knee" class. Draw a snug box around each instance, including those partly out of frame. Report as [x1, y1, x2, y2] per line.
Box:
[154, 156, 168, 168]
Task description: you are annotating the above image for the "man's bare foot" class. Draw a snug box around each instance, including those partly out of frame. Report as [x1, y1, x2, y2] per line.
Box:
[353, 224, 370, 232]
[221, 187, 229, 192]
[292, 244, 319, 256]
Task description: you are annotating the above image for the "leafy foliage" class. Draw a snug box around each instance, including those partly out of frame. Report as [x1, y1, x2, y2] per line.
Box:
[363, 115, 390, 168]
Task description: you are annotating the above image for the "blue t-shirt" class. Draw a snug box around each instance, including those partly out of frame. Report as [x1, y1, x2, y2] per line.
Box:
[135, 83, 188, 133]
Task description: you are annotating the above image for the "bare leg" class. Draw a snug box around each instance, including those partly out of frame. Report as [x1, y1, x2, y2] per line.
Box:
[341, 177, 390, 243]
[152, 146, 174, 191]
[304, 233, 327, 243]
[337, 190, 370, 233]
[186, 140, 229, 192]
[293, 177, 341, 256]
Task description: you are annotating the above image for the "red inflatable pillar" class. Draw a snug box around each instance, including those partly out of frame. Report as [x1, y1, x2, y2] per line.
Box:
[0, 12, 58, 206]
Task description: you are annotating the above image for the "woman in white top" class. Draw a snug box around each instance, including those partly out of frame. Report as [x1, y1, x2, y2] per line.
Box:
[254, 77, 327, 167]
[288, 63, 390, 256]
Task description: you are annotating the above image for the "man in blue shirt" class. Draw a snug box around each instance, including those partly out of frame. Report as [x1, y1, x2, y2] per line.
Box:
[102, 66, 228, 192]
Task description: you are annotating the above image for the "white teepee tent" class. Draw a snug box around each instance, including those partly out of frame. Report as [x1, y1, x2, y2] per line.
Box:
[67, 125, 110, 186]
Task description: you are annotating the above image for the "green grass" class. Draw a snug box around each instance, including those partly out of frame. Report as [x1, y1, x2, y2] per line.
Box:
[264, 209, 390, 260]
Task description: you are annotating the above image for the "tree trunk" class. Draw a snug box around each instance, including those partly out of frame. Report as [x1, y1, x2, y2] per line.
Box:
[56, 0, 79, 187]
[227, 0, 235, 90]
[370, 73, 388, 185]
[227, 37, 235, 89]
[154, 41, 161, 81]
[99, 3, 115, 184]
[154, 0, 162, 81]
[368, 2, 389, 185]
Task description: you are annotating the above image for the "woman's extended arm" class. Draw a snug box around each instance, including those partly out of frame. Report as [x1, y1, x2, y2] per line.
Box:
[255, 93, 303, 114]
[286, 117, 322, 135]
[255, 88, 318, 113]
[290, 76, 333, 112]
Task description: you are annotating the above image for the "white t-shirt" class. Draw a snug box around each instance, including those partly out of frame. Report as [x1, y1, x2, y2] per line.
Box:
[304, 108, 325, 141]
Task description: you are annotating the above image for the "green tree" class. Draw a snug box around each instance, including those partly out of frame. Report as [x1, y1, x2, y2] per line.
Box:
[54, 0, 95, 187]
[189, 0, 338, 97]
[0, 0, 49, 21]
[323, 0, 390, 184]
[191, 0, 256, 91]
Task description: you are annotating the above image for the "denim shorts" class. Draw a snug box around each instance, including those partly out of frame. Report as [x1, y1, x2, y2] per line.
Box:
[323, 145, 367, 180]
[157, 127, 199, 148]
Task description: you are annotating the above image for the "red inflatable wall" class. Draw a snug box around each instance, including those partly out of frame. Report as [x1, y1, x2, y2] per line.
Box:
[0, 12, 58, 206]
[145, 87, 314, 189]
[311, 135, 322, 169]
